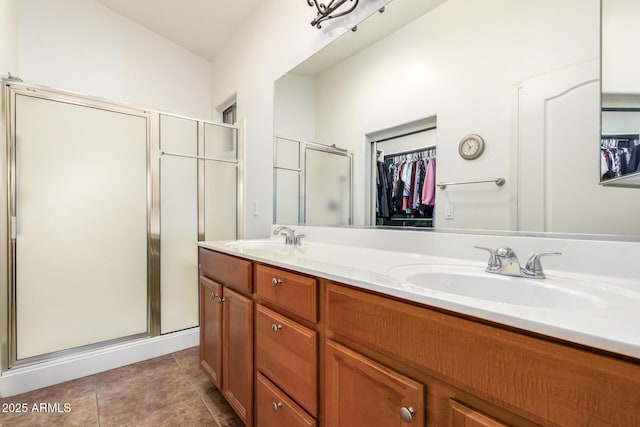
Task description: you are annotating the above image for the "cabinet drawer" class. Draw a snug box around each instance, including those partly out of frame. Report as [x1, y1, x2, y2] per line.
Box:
[199, 248, 252, 294]
[256, 373, 316, 427]
[256, 304, 317, 416]
[255, 264, 317, 322]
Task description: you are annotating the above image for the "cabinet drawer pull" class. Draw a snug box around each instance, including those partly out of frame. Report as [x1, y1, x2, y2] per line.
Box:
[271, 323, 283, 333]
[271, 277, 283, 286]
[272, 401, 283, 412]
[400, 406, 415, 423]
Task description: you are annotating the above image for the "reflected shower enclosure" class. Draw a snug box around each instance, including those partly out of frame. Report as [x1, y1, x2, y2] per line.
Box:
[273, 137, 352, 226]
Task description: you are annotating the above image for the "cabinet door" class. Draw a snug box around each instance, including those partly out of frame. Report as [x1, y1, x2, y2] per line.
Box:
[222, 287, 253, 427]
[325, 340, 425, 427]
[200, 277, 222, 389]
[449, 400, 508, 427]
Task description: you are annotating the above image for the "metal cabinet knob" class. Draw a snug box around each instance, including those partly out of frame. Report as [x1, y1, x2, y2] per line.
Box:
[210, 292, 216, 300]
[271, 277, 283, 286]
[271, 323, 282, 333]
[272, 402, 283, 412]
[399, 406, 415, 423]
[217, 296, 225, 304]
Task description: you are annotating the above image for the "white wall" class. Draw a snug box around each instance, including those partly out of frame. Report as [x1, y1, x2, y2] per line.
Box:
[210, 0, 390, 238]
[18, 0, 212, 119]
[313, 0, 599, 230]
[274, 74, 316, 141]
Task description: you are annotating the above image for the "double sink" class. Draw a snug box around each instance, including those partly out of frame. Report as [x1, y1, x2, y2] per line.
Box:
[215, 238, 640, 357]
[223, 239, 629, 312]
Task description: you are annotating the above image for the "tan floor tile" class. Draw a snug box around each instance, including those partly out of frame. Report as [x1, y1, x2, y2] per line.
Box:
[0, 348, 242, 427]
[202, 389, 244, 427]
[172, 347, 217, 397]
[0, 377, 98, 427]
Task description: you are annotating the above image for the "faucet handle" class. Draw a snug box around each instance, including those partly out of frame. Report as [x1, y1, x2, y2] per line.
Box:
[293, 234, 306, 246]
[495, 246, 517, 259]
[524, 252, 562, 277]
[474, 246, 499, 268]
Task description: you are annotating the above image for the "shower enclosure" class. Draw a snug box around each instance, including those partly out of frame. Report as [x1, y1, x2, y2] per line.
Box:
[2, 82, 240, 369]
[273, 136, 352, 226]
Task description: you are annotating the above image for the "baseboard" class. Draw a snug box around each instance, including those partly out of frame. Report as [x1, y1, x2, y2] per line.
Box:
[0, 327, 199, 398]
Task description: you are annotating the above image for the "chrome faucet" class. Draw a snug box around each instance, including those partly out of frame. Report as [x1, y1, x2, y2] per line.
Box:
[273, 226, 306, 246]
[474, 246, 561, 279]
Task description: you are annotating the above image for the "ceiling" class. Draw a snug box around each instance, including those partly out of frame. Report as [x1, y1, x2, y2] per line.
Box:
[94, 0, 263, 61]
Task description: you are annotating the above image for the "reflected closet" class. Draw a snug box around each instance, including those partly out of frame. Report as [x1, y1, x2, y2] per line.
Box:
[373, 127, 437, 228]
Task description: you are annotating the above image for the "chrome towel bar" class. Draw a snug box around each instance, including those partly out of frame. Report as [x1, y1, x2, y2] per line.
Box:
[437, 178, 505, 190]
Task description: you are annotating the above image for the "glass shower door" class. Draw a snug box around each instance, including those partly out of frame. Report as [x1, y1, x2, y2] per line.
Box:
[13, 93, 148, 361]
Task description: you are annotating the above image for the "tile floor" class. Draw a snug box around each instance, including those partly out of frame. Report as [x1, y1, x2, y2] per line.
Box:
[0, 347, 243, 427]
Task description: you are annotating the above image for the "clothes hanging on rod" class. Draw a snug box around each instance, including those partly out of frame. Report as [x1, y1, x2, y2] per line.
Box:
[376, 147, 436, 224]
[601, 135, 640, 179]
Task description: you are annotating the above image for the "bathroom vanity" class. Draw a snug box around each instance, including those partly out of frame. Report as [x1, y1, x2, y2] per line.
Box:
[198, 236, 640, 427]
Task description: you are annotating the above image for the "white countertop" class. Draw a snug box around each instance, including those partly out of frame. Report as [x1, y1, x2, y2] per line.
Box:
[199, 239, 640, 360]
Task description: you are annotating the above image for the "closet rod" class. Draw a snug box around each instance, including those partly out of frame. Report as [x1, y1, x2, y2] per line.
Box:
[437, 178, 505, 190]
[160, 150, 238, 165]
[385, 145, 436, 158]
[372, 126, 437, 143]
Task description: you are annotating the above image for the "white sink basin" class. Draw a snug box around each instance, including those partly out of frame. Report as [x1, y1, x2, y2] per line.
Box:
[224, 240, 291, 251]
[390, 264, 609, 311]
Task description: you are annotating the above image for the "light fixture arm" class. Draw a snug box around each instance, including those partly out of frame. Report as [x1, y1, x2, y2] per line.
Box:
[307, 0, 360, 29]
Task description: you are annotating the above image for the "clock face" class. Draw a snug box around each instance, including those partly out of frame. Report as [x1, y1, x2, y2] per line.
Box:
[458, 134, 485, 160]
[462, 139, 479, 155]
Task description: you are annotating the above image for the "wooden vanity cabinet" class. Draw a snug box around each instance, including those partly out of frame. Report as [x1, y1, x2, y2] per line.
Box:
[199, 248, 253, 427]
[325, 282, 640, 427]
[198, 249, 640, 427]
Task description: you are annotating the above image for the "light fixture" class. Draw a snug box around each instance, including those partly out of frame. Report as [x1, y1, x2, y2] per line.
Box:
[307, 0, 360, 29]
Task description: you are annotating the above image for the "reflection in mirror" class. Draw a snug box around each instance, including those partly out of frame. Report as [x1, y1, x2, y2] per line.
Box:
[373, 124, 437, 228]
[273, 136, 352, 226]
[601, 0, 640, 188]
[305, 147, 352, 225]
[275, 0, 639, 238]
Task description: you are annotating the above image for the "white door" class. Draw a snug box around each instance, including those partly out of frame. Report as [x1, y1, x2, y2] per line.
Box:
[515, 60, 640, 235]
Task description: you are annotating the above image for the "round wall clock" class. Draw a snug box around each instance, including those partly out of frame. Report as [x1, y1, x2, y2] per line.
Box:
[458, 134, 485, 160]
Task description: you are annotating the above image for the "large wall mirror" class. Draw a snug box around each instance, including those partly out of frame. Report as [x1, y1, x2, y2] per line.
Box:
[601, 0, 640, 188]
[274, 0, 640, 238]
